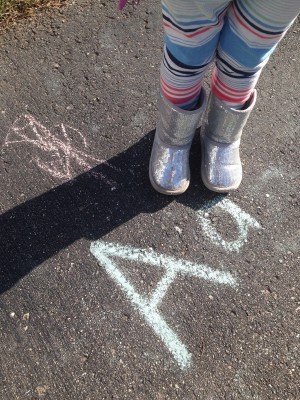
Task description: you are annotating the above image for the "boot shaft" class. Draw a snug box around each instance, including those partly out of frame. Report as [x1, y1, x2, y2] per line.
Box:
[157, 88, 207, 146]
[204, 90, 257, 144]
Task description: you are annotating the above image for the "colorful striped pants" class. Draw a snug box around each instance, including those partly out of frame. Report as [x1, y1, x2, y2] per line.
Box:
[161, 0, 300, 109]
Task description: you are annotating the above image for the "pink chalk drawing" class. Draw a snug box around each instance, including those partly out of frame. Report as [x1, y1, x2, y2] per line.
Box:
[118, 0, 140, 11]
[4, 114, 119, 186]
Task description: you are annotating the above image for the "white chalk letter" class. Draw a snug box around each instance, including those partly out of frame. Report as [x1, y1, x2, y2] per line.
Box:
[197, 197, 261, 253]
[90, 241, 238, 369]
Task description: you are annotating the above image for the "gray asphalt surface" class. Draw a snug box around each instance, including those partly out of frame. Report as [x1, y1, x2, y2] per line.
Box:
[0, 1, 299, 399]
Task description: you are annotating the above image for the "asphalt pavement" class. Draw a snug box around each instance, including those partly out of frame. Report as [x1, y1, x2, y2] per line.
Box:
[0, 1, 299, 399]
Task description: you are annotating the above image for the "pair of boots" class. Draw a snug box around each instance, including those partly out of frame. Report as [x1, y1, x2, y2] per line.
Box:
[149, 88, 256, 194]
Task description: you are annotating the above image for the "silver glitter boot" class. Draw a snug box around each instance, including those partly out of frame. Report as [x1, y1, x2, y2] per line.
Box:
[201, 90, 257, 192]
[149, 89, 207, 195]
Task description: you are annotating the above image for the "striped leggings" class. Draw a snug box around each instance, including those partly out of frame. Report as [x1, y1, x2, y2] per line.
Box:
[161, 0, 300, 109]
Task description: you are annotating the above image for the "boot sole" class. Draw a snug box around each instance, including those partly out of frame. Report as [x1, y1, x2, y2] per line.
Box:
[200, 169, 240, 193]
[149, 168, 189, 196]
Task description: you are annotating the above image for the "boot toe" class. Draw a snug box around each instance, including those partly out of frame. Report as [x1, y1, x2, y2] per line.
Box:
[149, 137, 190, 195]
[201, 135, 242, 192]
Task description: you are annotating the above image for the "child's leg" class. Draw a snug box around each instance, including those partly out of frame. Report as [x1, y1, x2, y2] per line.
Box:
[212, 0, 300, 108]
[201, 0, 300, 193]
[150, 1, 232, 194]
[161, 0, 231, 109]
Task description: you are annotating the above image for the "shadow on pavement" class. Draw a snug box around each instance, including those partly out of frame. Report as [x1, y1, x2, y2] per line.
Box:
[0, 130, 221, 294]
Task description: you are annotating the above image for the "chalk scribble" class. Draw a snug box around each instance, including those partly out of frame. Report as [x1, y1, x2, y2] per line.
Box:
[4, 114, 118, 186]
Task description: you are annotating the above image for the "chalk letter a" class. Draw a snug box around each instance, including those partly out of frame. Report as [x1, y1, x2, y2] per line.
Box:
[197, 197, 261, 253]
